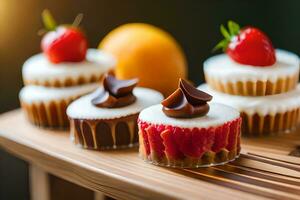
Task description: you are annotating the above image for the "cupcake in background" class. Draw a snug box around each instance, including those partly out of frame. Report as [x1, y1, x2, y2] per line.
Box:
[205, 21, 299, 96]
[19, 10, 115, 128]
[200, 21, 300, 136]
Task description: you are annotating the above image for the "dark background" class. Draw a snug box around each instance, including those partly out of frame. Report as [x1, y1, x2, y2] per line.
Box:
[1, 0, 300, 199]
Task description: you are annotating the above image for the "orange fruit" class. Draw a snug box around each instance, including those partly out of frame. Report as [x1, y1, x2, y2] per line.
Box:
[99, 23, 187, 97]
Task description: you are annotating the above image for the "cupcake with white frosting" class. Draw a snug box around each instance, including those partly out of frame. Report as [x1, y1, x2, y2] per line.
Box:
[19, 10, 115, 128]
[67, 74, 163, 150]
[199, 84, 300, 136]
[138, 79, 242, 168]
[22, 49, 114, 87]
[200, 21, 300, 136]
[205, 50, 299, 96]
[207, 21, 299, 96]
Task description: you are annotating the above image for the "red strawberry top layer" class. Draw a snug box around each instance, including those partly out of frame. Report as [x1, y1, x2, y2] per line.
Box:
[214, 21, 276, 67]
[138, 103, 241, 160]
[42, 27, 88, 63]
[40, 9, 88, 64]
[138, 117, 241, 160]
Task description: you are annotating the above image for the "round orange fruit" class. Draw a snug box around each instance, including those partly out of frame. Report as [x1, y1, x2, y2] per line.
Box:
[99, 23, 188, 97]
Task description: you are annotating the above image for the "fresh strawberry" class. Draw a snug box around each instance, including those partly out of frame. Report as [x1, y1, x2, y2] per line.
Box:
[40, 9, 88, 63]
[214, 21, 276, 66]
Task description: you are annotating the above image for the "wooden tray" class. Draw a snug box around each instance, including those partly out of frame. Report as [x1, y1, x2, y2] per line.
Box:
[0, 110, 299, 200]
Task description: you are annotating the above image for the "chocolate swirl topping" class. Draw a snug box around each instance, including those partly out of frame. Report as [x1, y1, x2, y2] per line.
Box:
[91, 74, 138, 108]
[161, 79, 212, 118]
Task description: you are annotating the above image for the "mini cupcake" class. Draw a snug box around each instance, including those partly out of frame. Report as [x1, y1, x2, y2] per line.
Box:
[205, 21, 299, 96]
[199, 84, 300, 136]
[138, 79, 242, 168]
[67, 74, 164, 150]
[22, 49, 114, 87]
[19, 10, 114, 128]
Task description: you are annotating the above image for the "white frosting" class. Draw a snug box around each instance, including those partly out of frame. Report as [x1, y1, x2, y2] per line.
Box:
[67, 87, 164, 119]
[138, 103, 239, 129]
[19, 83, 98, 103]
[22, 49, 116, 82]
[198, 84, 300, 116]
[204, 49, 299, 83]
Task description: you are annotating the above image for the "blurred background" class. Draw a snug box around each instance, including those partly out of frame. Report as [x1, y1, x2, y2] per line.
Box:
[1, 0, 300, 199]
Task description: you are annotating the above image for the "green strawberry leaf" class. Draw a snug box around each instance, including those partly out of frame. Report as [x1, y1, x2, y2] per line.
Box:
[220, 24, 231, 40]
[72, 13, 84, 27]
[42, 9, 57, 31]
[228, 20, 240, 35]
[213, 20, 241, 52]
[212, 39, 229, 52]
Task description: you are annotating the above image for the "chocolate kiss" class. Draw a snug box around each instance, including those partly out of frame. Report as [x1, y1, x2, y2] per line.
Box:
[161, 88, 184, 109]
[179, 79, 212, 105]
[104, 74, 138, 97]
[162, 88, 210, 118]
[91, 89, 117, 108]
[91, 89, 136, 108]
[161, 79, 212, 118]
[92, 74, 138, 108]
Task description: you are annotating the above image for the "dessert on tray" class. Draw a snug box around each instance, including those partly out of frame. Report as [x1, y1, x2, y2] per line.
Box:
[205, 21, 299, 96]
[200, 21, 300, 136]
[19, 10, 114, 128]
[67, 74, 163, 150]
[199, 84, 300, 136]
[22, 49, 114, 87]
[138, 79, 242, 168]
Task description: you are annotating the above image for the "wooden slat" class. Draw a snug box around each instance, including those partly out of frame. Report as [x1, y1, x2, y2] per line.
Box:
[29, 165, 50, 200]
[0, 110, 300, 200]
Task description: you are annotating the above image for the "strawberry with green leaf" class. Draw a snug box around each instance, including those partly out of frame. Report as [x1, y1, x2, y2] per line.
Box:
[214, 21, 276, 66]
[41, 9, 88, 64]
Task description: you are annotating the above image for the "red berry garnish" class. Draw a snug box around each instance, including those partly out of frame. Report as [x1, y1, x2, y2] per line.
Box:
[214, 21, 276, 66]
[40, 9, 88, 64]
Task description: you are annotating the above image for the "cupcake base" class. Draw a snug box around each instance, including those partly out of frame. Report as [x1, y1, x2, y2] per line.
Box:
[69, 114, 139, 150]
[241, 108, 300, 136]
[21, 100, 72, 128]
[198, 84, 300, 137]
[140, 147, 239, 168]
[19, 83, 98, 129]
[206, 74, 298, 96]
[24, 73, 103, 88]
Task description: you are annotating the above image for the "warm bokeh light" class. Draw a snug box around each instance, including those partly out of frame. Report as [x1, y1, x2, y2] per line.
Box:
[0, 0, 9, 47]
